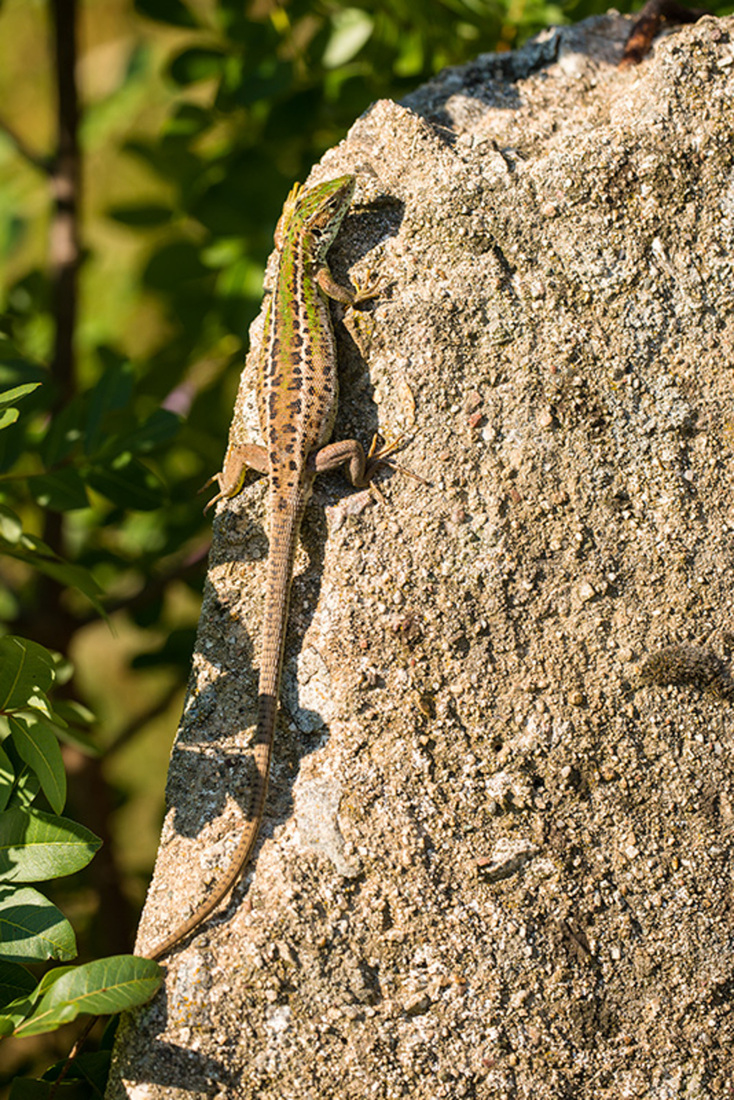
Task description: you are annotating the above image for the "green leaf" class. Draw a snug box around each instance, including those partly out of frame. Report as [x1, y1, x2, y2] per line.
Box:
[162, 102, 211, 140]
[0, 1015, 15, 1038]
[15, 956, 162, 1036]
[0, 383, 41, 408]
[8, 1080, 58, 1098]
[10, 1053, 112, 1097]
[0, 743, 14, 812]
[323, 9, 374, 68]
[0, 637, 56, 710]
[87, 454, 165, 511]
[0, 966, 75, 1031]
[0, 885, 77, 961]
[0, 380, 38, 432]
[40, 397, 84, 467]
[0, 808, 100, 882]
[6, 767, 40, 810]
[135, 0, 199, 28]
[46, 1050, 112, 1095]
[107, 203, 173, 228]
[28, 469, 89, 512]
[0, 541, 105, 614]
[168, 46, 225, 86]
[8, 715, 66, 814]
[0, 959, 36, 1010]
[50, 701, 98, 757]
[116, 409, 181, 454]
[0, 505, 23, 543]
[84, 362, 134, 455]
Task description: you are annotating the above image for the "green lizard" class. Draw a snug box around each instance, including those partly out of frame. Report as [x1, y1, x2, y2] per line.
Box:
[146, 174, 392, 961]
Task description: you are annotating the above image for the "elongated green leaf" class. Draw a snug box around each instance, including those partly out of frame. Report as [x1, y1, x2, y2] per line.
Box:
[40, 397, 84, 467]
[0, 808, 100, 882]
[84, 362, 134, 455]
[0, 744, 14, 812]
[9, 716, 66, 814]
[0, 408, 18, 430]
[0, 637, 56, 710]
[51, 702, 98, 757]
[0, 885, 76, 961]
[114, 409, 180, 454]
[0, 544, 105, 615]
[87, 455, 165, 510]
[0, 965, 77, 1031]
[28, 470, 89, 512]
[15, 956, 161, 1036]
[0, 959, 36, 1009]
[0, 383, 41, 408]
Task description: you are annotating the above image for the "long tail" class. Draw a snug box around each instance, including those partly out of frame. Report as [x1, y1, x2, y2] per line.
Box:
[146, 493, 304, 961]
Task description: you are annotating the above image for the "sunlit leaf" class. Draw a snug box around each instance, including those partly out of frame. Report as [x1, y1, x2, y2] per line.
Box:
[15, 956, 162, 1036]
[0, 808, 100, 882]
[323, 9, 374, 68]
[0, 383, 41, 408]
[8, 715, 66, 814]
[0, 637, 56, 711]
[0, 505, 23, 543]
[0, 886, 76, 961]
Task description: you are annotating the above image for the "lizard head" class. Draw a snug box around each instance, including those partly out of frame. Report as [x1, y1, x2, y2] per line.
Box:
[293, 174, 356, 264]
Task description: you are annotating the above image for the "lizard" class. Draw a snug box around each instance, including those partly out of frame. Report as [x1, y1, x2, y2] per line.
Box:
[47, 177, 403, 1090]
[144, 173, 395, 962]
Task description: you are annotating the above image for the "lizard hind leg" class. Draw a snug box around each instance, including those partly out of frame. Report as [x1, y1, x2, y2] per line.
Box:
[364, 433, 431, 490]
[201, 442, 270, 513]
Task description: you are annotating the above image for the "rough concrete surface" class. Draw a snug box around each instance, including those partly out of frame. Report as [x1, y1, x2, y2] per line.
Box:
[108, 11, 734, 1098]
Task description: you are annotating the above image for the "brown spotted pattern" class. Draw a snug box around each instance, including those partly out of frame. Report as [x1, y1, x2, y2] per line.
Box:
[145, 176, 359, 959]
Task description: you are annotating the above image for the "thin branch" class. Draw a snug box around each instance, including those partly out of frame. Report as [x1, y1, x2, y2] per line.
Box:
[49, 0, 80, 409]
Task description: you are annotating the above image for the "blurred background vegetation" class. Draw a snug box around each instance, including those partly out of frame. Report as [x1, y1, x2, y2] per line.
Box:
[0, 0, 731, 1086]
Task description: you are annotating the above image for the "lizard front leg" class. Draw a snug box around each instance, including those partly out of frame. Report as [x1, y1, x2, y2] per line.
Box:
[203, 442, 270, 511]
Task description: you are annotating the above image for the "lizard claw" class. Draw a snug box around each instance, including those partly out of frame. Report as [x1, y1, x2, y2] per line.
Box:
[366, 434, 431, 487]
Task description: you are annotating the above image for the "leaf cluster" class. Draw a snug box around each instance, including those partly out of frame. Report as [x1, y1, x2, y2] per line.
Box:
[0, 390, 161, 1096]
